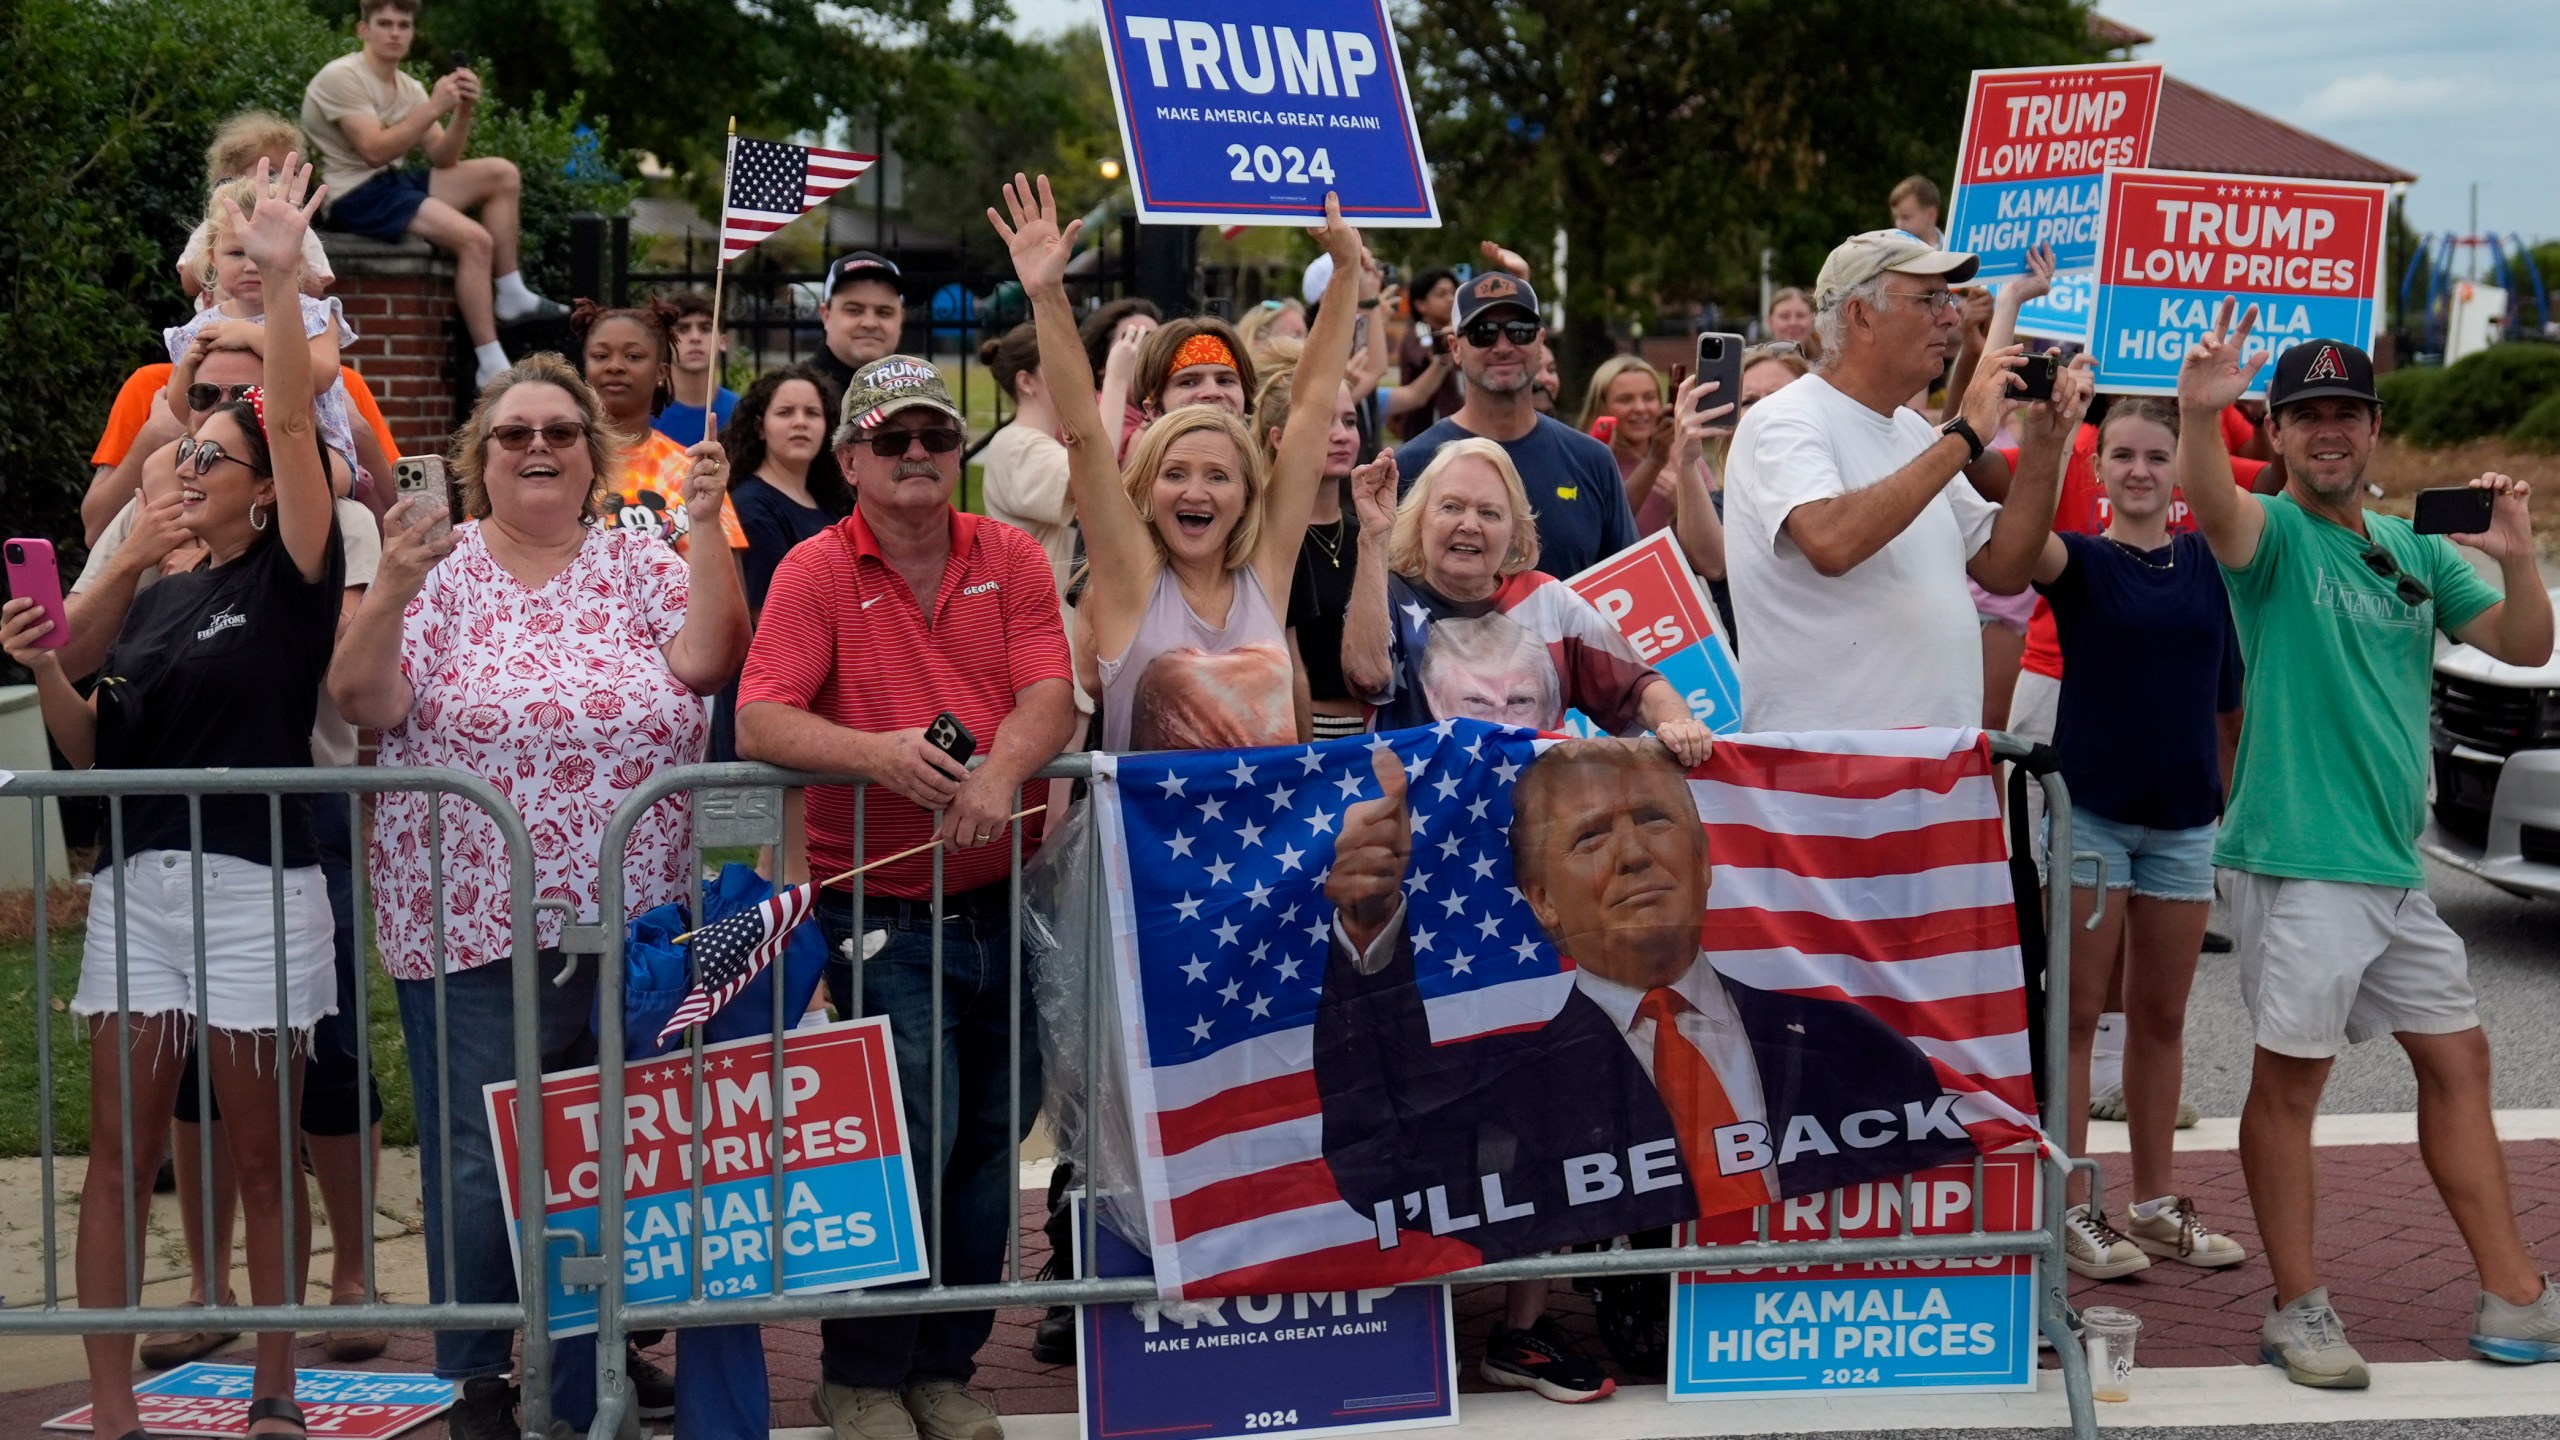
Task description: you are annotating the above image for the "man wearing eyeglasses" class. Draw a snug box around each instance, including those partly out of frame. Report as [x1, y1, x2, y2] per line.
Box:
[2174, 312, 2558, 1387]
[735, 354, 1074, 1440]
[1392, 272, 1637, 582]
[1723, 230, 2083, 732]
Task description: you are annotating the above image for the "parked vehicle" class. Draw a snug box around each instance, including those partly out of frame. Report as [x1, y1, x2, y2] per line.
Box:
[2426, 586, 2560, 900]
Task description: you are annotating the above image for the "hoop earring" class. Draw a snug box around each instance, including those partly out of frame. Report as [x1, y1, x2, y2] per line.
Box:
[249, 502, 269, 532]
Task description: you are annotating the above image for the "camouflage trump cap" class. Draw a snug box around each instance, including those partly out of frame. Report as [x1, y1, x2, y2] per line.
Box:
[840, 355, 964, 437]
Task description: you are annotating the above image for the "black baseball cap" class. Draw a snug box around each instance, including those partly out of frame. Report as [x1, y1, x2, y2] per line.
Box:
[2266, 338, 2379, 412]
[1453, 272, 1542, 329]
[824, 250, 903, 299]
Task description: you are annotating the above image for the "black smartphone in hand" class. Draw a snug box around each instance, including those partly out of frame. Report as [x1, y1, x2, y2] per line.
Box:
[925, 711, 977, 767]
[2014, 352, 2058, 403]
[2413, 486, 2496, 536]
[1695, 332, 1744, 413]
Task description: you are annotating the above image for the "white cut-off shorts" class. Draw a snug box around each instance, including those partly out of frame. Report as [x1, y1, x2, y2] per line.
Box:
[2222, 868, 2478, 1059]
[76, 850, 337, 1035]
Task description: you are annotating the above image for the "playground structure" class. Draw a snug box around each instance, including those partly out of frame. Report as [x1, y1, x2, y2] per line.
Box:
[2401, 232, 2555, 356]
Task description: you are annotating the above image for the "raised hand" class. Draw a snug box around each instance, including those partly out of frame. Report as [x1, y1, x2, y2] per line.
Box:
[2019, 354, 2097, 446]
[224, 154, 324, 277]
[1349, 451, 1399, 539]
[987, 172, 1084, 297]
[1672, 374, 1736, 453]
[2449, 472, 2534, 561]
[2178, 299, 2268, 415]
[376, 493, 459, 597]
[1958, 342, 2027, 440]
[680, 439, 731, 528]
[1479, 240, 1531, 281]
[2012, 244, 2058, 304]
[1306, 192, 1363, 267]
[1325, 745, 1412, 955]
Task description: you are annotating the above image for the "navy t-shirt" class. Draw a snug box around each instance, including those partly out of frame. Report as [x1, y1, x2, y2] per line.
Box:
[2035, 531, 2242, 830]
[728, 474, 844, 612]
[1394, 414, 1636, 582]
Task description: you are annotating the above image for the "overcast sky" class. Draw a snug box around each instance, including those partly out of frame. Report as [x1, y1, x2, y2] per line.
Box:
[1014, 1, 2556, 241]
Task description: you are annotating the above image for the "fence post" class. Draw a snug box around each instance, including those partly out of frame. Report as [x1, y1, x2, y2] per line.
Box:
[569, 214, 607, 310]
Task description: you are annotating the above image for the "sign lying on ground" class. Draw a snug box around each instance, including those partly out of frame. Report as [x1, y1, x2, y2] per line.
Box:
[2088, 167, 2390, 396]
[1563, 530, 1744, 736]
[1666, 1152, 2040, 1400]
[44, 1364, 455, 1438]
[487, 1018, 927, 1337]
[1095, 0, 1440, 227]
[1075, 1200, 1459, 1440]
[1944, 63, 2164, 280]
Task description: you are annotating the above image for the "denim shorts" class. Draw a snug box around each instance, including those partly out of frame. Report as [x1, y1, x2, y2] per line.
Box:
[2048, 808, 2217, 902]
[325, 165, 432, 241]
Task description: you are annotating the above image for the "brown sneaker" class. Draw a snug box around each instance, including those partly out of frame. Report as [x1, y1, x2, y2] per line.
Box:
[904, 1379, 1003, 1440]
[139, 1300, 239, 1369]
[323, 1291, 390, 1362]
[813, 1381, 918, 1440]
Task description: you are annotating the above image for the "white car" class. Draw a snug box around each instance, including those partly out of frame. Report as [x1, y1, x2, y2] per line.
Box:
[2425, 586, 2560, 900]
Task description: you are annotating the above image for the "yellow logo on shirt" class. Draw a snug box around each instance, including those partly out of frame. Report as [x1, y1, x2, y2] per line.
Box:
[1555, 486, 1578, 501]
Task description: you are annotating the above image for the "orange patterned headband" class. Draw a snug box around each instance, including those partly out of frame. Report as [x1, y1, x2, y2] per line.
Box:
[1170, 332, 1238, 374]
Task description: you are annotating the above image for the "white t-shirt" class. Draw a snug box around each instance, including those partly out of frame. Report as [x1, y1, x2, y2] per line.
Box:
[1723, 373, 1998, 732]
[977, 422, 1075, 597]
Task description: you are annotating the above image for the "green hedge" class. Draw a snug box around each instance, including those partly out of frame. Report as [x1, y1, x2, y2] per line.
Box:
[2386, 343, 2560, 448]
[2510, 391, 2560, 454]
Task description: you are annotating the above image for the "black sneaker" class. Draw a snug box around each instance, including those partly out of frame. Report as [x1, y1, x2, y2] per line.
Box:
[626, 1344, 676, 1419]
[1032, 1304, 1077, 1365]
[1479, 1317, 1615, 1403]
[2202, 928, 2234, 954]
[444, 1376, 520, 1440]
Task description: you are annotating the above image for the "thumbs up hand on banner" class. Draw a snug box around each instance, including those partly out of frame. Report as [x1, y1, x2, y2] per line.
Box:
[1326, 745, 1412, 955]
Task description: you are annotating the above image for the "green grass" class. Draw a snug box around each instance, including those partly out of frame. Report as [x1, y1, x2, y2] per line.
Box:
[0, 938, 417, 1158]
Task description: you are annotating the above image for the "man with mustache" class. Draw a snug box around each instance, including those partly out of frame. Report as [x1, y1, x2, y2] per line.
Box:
[738, 355, 1075, 1440]
[1315, 739, 1970, 1265]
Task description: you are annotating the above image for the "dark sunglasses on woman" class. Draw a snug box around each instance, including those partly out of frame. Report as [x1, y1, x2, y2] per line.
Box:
[174, 436, 253, 476]
[489, 422, 590, 451]
[186, 382, 257, 413]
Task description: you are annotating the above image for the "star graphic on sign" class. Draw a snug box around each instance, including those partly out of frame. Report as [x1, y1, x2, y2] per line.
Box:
[1305, 809, 1336, 836]
[1249, 939, 1270, 963]
[1299, 748, 1327, 775]
[1335, 769, 1368, 801]
[1493, 757, 1521, 783]
[1165, 830, 1195, 858]
[717, 1054, 736, 1071]
[1227, 758, 1258, 787]
[1275, 843, 1306, 873]
[1439, 889, 1470, 918]
[1157, 770, 1188, 799]
[1412, 925, 1437, 952]
[1244, 880, 1273, 909]
[1213, 918, 1242, 947]
[1180, 955, 1211, 984]
[1187, 1015, 1213, 1043]
[1206, 857, 1235, 885]
[1275, 955, 1305, 982]
[1447, 950, 1475, 976]
[1246, 992, 1273, 1020]
[1266, 782, 1297, 810]
[1514, 936, 1544, 965]
[1476, 912, 1504, 940]
[1469, 853, 1499, 881]
[1219, 977, 1242, 1005]
[1433, 772, 1462, 802]
[1173, 893, 1204, 920]
[1195, 795, 1225, 823]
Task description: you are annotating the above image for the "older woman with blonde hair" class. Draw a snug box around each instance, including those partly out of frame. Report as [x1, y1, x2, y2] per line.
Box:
[993, 173, 1367, 752]
[324, 351, 748, 1437]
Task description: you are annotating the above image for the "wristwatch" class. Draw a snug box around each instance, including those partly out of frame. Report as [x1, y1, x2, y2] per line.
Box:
[1939, 415, 1985, 464]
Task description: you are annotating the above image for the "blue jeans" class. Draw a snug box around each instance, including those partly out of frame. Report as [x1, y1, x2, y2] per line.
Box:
[816, 886, 1041, 1389]
[393, 950, 599, 1420]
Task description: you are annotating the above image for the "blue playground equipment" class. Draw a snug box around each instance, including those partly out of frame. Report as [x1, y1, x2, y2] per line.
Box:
[2400, 232, 2553, 352]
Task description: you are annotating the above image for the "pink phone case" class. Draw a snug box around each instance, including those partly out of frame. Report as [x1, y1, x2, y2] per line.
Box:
[5, 537, 69, 649]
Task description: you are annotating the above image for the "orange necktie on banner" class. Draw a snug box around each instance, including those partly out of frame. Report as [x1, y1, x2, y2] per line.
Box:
[1639, 987, 1777, 1217]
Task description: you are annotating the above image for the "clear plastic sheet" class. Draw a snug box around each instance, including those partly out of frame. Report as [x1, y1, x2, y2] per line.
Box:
[1022, 798, 1152, 1253]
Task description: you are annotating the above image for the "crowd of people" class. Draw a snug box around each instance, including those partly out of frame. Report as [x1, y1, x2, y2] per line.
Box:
[6, 21, 2558, 1437]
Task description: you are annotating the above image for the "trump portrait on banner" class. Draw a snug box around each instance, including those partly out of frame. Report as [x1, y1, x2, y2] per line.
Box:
[1315, 738, 1974, 1255]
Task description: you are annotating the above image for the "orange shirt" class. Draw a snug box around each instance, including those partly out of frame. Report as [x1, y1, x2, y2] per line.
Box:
[92, 363, 398, 474]
[341, 368, 399, 468]
[605, 430, 747, 553]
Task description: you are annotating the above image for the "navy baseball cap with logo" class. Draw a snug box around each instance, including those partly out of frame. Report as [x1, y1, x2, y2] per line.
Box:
[1453, 272, 1543, 329]
[2266, 338, 2380, 412]
[824, 250, 903, 299]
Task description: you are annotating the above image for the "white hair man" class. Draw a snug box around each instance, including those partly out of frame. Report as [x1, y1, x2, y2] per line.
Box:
[1723, 231, 2090, 730]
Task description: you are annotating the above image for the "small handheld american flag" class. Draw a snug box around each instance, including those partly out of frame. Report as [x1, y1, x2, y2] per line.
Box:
[719, 136, 878, 265]
[657, 882, 817, 1043]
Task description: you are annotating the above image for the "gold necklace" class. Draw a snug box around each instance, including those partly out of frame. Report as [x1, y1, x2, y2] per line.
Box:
[2103, 533, 2174, 570]
[1307, 515, 1346, 567]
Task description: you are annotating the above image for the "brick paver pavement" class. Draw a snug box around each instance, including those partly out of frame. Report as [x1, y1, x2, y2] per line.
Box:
[3, 1140, 2551, 1435]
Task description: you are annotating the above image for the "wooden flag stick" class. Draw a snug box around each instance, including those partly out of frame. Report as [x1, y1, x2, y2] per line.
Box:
[671, 804, 1048, 944]
[703, 116, 737, 448]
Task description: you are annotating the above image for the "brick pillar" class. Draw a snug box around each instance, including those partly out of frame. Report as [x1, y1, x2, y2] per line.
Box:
[323, 231, 464, 455]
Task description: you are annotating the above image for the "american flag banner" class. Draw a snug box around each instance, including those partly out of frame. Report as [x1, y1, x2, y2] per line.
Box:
[1092, 720, 2041, 1301]
[657, 881, 817, 1043]
[719, 137, 878, 265]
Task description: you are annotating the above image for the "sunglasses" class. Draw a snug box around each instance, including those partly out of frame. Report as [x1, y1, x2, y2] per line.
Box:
[489, 422, 589, 451]
[175, 436, 253, 476]
[186, 382, 256, 413]
[1462, 319, 1542, 349]
[858, 426, 964, 457]
[2359, 543, 2433, 608]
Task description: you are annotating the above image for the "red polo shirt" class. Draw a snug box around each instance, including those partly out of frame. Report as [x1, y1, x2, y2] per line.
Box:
[739, 506, 1071, 896]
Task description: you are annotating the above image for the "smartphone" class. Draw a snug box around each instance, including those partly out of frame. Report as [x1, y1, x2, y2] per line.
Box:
[2014, 352, 2059, 403]
[393, 454, 452, 530]
[925, 711, 978, 767]
[4, 538, 70, 650]
[1590, 415, 1617, 446]
[2413, 485, 2496, 536]
[447, 49, 474, 74]
[1695, 332, 1745, 413]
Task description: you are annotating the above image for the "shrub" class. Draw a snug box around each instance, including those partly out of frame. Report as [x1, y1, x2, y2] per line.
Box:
[2402, 343, 2560, 447]
[2375, 365, 2444, 438]
[462, 91, 637, 301]
[2508, 391, 2560, 454]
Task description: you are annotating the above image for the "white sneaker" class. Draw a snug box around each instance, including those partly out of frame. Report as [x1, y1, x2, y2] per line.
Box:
[2087, 1083, 2202, 1128]
[2122, 1195, 2247, 1268]
[2261, 1287, 2370, 1388]
[2063, 1203, 2151, 1280]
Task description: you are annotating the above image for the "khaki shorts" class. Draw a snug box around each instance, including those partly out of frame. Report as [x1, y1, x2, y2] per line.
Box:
[2222, 869, 2478, 1059]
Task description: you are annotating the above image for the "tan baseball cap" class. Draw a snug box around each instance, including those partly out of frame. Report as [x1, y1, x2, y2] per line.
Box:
[1814, 229, 1980, 309]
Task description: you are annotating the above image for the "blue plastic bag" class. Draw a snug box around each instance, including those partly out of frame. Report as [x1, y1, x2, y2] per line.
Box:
[611, 862, 830, 1061]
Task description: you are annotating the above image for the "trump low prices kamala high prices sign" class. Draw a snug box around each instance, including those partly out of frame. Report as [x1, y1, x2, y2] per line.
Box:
[1562, 531, 1744, 738]
[1943, 62, 2164, 281]
[2089, 167, 2389, 396]
[487, 1019, 928, 1337]
[1096, 0, 1439, 227]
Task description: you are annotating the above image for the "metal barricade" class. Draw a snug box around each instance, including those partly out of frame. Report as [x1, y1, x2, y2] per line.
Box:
[0, 765, 565, 1434]
[575, 736, 2101, 1439]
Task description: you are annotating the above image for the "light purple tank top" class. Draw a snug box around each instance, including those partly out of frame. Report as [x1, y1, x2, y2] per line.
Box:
[1096, 565, 1296, 752]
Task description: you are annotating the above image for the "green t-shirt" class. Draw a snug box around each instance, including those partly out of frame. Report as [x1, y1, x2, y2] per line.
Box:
[2214, 494, 2502, 886]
